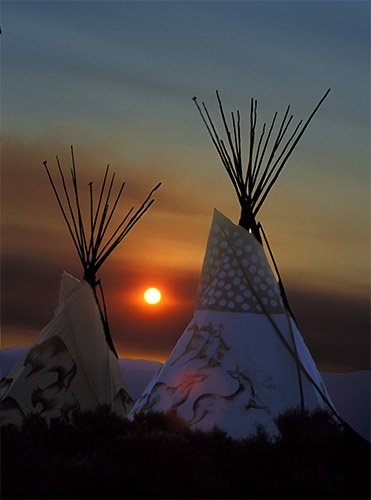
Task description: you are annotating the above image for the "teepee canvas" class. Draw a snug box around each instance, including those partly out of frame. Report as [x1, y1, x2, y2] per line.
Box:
[130, 91, 337, 438]
[0, 272, 133, 425]
[0, 148, 161, 425]
[130, 210, 334, 438]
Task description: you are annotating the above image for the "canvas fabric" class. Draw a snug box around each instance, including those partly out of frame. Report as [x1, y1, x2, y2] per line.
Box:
[130, 210, 335, 438]
[0, 272, 133, 425]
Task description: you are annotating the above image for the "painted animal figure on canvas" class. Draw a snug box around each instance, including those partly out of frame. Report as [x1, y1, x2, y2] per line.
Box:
[170, 322, 206, 366]
[140, 371, 208, 412]
[189, 367, 266, 426]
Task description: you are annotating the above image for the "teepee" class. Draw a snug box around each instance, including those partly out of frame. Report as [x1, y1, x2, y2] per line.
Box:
[0, 148, 161, 425]
[130, 90, 339, 438]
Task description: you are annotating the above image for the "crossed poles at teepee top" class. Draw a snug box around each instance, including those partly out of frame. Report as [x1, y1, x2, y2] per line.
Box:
[193, 89, 331, 243]
[43, 147, 161, 358]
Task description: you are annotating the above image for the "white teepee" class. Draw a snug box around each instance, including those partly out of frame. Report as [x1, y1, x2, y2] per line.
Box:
[0, 272, 133, 425]
[129, 91, 337, 438]
[0, 148, 161, 425]
[130, 210, 335, 438]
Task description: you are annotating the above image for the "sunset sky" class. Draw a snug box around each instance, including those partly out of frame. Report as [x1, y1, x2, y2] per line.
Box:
[1, 0, 369, 372]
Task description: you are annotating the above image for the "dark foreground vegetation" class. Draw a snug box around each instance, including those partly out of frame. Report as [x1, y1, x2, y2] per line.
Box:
[1, 407, 370, 499]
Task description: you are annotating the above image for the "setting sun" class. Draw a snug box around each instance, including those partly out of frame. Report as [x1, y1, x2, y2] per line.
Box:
[144, 287, 162, 305]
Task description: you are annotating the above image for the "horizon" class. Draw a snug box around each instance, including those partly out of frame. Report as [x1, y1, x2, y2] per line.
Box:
[1, 0, 370, 373]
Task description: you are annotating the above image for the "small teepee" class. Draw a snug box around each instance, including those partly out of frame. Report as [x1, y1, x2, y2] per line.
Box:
[0, 148, 161, 425]
[130, 91, 338, 438]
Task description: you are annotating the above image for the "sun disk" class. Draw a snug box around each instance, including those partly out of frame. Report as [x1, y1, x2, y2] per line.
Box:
[144, 287, 162, 305]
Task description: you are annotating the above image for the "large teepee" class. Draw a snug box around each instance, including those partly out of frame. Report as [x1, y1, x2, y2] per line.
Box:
[130, 91, 338, 438]
[0, 149, 161, 425]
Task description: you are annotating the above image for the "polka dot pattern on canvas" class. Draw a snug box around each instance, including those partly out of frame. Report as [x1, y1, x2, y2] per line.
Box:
[195, 212, 284, 314]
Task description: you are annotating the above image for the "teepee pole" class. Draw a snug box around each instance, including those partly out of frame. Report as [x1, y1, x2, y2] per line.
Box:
[222, 224, 341, 423]
[95, 280, 118, 358]
[95, 180, 127, 255]
[95, 183, 161, 270]
[258, 222, 305, 410]
[88, 182, 93, 261]
[55, 155, 86, 260]
[250, 113, 277, 191]
[95, 207, 134, 267]
[216, 91, 241, 182]
[43, 160, 85, 266]
[245, 98, 257, 195]
[253, 88, 331, 215]
[252, 118, 302, 212]
[252, 106, 292, 197]
[88, 164, 110, 260]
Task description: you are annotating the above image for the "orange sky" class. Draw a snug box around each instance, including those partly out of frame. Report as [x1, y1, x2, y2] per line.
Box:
[1, 1, 369, 373]
[1, 131, 369, 372]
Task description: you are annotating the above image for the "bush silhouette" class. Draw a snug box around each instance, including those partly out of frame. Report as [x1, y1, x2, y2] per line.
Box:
[1, 406, 369, 499]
